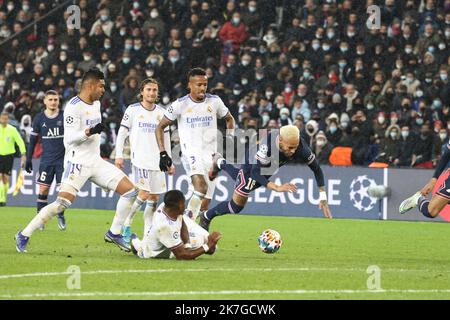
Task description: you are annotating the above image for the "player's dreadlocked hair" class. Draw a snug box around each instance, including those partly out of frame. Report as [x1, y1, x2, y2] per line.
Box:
[164, 190, 185, 210]
[187, 67, 206, 81]
[137, 78, 159, 102]
[81, 67, 105, 84]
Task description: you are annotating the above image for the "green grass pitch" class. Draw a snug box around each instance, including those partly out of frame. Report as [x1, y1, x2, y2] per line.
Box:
[1, 206, 450, 300]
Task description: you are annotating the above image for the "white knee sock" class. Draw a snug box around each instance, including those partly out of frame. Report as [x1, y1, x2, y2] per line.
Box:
[186, 191, 205, 220]
[143, 200, 157, 235]
[110, 188, 137, 235]
[124, 196, 145, 227]
[22, 198, 71, 237]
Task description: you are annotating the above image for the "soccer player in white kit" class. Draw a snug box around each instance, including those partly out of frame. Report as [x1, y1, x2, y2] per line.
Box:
[130, 190, 222, 259]
[115, 78, 174, 240]
[15, 68, 138, 253]
[156, 68, 235, 221]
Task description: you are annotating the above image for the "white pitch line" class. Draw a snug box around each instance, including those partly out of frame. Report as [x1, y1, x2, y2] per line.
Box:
[2, 289, 450, 299]
[1, 267, 450, 281]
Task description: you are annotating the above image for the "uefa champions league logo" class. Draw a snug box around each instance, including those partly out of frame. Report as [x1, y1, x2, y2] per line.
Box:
[349, 175, 378, 212]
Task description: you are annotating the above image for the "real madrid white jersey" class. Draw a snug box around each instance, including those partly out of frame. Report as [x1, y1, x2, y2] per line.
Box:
[63, 96, 102, 165]
[119, 102, 171, 170]
[144, 203, 183, 258]
[164, 94, 229, 158]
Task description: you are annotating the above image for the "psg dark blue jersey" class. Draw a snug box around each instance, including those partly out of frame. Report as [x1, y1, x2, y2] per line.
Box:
[28, 111, 65, 165]
[241, 132, 325, 188]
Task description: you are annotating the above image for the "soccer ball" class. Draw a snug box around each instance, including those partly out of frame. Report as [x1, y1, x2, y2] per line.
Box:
[258, 229, 282, 254]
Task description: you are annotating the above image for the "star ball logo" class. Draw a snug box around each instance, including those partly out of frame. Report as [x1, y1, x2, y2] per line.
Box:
[66, 116, 74, 124]
[349, 175, 378, 212]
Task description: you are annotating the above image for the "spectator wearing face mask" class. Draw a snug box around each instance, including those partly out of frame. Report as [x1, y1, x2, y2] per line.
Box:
[218, 12, 248, 57]
[279, 107, 292, 126]
[325, 113, 342, 144]
[376, 124, 401, 166]
[373, 111, 388, 143]
[401, 71, 421, 96]
[411, 123, 435, 168]
[302, 119, 319, 148]
[20, 114, 32, 146]
[313, 131, 334, 165]
[396, 125, 417, 166]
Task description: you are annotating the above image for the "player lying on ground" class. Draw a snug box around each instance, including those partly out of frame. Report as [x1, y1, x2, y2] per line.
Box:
[156, 67, 235, 222]
[15, 68, 139, 253]
[199, 125, 332, 231]
[399, 141, 450, 218]
[0, 112, 26, 207]
[115, 78, 174, 242]
[130, 190, 221, 260]
[25, 90, 66, 231]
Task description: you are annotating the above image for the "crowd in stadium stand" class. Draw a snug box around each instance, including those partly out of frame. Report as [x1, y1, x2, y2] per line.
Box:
[0, 0, 449, 168]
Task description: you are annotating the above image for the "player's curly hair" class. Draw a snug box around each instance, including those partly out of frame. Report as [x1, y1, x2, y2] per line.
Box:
[164, 190, 185, 210]
[81, 67, 104, 84]
[137, 77, 159, 102]
[187, 67, 206, 81]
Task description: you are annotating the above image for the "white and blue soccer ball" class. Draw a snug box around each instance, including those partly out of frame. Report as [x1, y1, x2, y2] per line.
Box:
[258, 229, 282, 254]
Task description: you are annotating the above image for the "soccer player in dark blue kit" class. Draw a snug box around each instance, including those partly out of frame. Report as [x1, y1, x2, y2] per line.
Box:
[199, 125, 332, 231]
[400, 141, 450, 218]
[25, 90, 66, 230]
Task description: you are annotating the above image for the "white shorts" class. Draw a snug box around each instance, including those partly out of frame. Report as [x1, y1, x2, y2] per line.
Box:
[131, 164, 166, 194]
[183, 216, 209, 249]
[181, 152, 216, 199]
[61, 158, 126, 195]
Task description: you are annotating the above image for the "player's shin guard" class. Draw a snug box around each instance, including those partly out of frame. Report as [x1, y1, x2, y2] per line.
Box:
[204, 199, 244, 221]
[143, 200, 157, 234]
[418, 197, 434, 218]
[186, 191, 205, 220]
[111, 188, 138, 235]
[22, 197, 72, 237]
[37, 194, 48, 213]
[124, 196, 144, 227]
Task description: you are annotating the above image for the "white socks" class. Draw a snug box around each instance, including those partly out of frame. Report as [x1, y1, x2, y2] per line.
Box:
[22, 198, 71, 237]
[143, 200, 157, 235]
[124, 196, 145, 227]
[186, 191, 205, 220]
[111, 188, 137, 235]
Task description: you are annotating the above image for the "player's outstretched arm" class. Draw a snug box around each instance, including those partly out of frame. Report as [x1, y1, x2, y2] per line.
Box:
[267, 181, 297, 193]
[171, 231, 222, 260]
[318, 186, 332, 219]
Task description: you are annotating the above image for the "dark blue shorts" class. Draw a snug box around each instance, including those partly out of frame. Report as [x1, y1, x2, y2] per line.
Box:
[36, 163, 64, 187]
[234, 169, 261, 197]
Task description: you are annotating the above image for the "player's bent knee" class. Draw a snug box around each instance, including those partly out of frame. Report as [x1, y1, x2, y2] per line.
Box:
[114, 175, 134, 194]
[59, 183, 78, 197]
[121, 187, 139, 199]
[429, 198, 447, 218]
[39, 186, 50, 195]
[229, 200, 244, 214]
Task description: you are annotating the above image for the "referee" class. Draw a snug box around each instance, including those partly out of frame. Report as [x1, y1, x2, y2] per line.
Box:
[0, 112, 26, 206]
